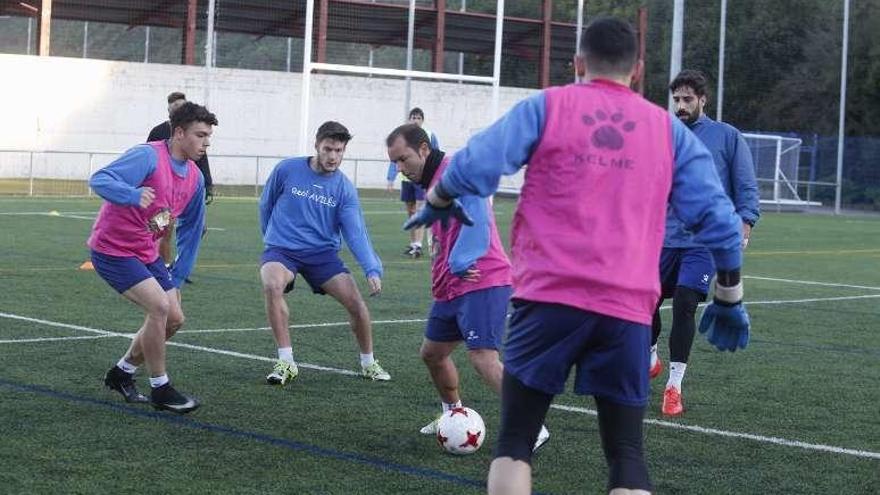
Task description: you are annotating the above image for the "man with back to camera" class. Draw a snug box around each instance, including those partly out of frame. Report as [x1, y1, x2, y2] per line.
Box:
[405, 17, 751, 495]
[649, 69, 760, 416]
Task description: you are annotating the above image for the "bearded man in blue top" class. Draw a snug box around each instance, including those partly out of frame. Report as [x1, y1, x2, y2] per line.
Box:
[652, 69, 760, 416]
[259, 121, 390, 384]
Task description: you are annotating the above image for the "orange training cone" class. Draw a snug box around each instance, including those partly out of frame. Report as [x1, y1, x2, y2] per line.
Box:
[79, 260, 94, 270]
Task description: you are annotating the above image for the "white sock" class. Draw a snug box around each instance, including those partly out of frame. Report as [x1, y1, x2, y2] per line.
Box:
[667, 362, 687, 390]
[442, 400, 462, 412]
[277, 347, 294, 364]
[116, 358, 137, 375]
[149, 374, 170, 388]
[360, 353, 375, 368]
[650, 345, 658, 368]
[412, 242, 422, 249]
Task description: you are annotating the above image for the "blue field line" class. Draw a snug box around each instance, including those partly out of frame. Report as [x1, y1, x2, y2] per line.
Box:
[0, 378, 555, 495]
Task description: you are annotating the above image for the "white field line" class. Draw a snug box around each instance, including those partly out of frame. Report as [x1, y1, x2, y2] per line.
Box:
[745, 275, 880, 291]
[0, 312, 358, 376]
[183, 294, 880, 335]
[178, 318, 428, 334]
[0, 334, 114, 344]
[6, 293, 875, 344]
[0, 311, 877, 461]
[549, 404, 880, 460]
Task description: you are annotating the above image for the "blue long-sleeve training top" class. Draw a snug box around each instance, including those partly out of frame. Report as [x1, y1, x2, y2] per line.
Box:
[88, 144, 206, 287]
[260, 157, 383, 278]
[437, 90, 742, 270]
[665, 114, 761, 247]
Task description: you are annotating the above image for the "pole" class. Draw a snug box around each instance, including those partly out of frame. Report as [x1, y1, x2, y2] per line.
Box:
[206, 0, 216, 68]
[299, 0, 316, 154]
[458, 0, 466, 83]
[404, 0, 416, 119]
[27, 17, 33, 55]
[144, 26, 150, 63]
[834, 0, 850, 214]
[491, 0, 505, 119]
[668, 0, 684, 111]
[83, 21, 88, 58]
[716, 0, 727, 121]
[575, 0, 584, 55]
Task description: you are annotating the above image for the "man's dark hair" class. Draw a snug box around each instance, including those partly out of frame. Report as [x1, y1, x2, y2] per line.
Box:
[170, 102, 218, 132]
[579, 17, 638, 77]
[408, 107, 425, 119]
[167, 91, 186, 104]
[669, 69, 710, 98]
[315, 121, 353, 144]
[386, 123, 430, 151]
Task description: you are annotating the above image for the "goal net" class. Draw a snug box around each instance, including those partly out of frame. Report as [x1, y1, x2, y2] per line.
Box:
[742, 133, 816, 206]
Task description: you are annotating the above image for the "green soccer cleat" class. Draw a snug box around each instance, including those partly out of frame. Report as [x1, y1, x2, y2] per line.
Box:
[266, 359, 299, 385]
[361, 361, 391, 381]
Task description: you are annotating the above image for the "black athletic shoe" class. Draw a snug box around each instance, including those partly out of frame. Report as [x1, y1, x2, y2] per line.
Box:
[150, 383, 200, 414]
[104, 366, 149, 404]
[404, 246, 422, 258]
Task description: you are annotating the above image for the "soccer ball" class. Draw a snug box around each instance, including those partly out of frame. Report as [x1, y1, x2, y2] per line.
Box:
[436, 407, 486, 455]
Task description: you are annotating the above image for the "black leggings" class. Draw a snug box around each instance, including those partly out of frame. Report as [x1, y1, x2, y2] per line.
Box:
[651, 286, 703, 363]
[494, 372, 652, 491]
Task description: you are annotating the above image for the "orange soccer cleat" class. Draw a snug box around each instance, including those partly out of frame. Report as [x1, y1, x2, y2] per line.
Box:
[662, 386, 684, 416]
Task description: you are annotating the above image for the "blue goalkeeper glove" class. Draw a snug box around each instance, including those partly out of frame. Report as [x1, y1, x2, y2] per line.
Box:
[698, 281, 750, 352]
[403, 200, 473, 230]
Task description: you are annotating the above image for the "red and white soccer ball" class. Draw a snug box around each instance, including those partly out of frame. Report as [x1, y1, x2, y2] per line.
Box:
[436, 407, 486, 455]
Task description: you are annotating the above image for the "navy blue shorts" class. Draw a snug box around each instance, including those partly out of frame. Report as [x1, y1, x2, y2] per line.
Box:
[261, 247, 349, 295]
[400, 180, 426, 203]
[91, 250, 175, 294]
[659, 247, 714, 299]
[503, 300, 650, 407]
[425, 286, 513, 350]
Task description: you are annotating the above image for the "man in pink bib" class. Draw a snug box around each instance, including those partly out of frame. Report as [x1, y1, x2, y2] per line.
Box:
[387, 124, 549, 450]
[406, 17, 750, 495]
[89, 102, 217, 414]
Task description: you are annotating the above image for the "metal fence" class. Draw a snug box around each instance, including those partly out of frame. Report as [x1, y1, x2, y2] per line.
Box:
[0, 148, 392, 197]
[1, 0, 878, 211]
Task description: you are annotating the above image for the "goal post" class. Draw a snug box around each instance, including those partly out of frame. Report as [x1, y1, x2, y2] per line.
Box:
[742, 133, 819, 206]
[297, 0, 505, 156]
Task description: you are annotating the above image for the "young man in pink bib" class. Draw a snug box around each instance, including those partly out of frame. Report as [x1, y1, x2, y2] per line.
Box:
[406, 17, 750, 495]
[90, 102, 217, 414]
[387, 124, 548, 450]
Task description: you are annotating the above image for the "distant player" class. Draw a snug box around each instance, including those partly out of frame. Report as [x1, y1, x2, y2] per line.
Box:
[650, 69, 760, 416]
[406, 17, 750, 495]
[386, 107, 440, 258]
[260, 121, 390, 384]
[93, 102, 216, 414]
[148, 91, 214, 283]
[387, 124, 549, 450]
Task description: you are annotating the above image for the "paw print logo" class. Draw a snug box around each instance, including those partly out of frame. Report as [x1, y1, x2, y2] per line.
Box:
[581, 110, 636, 151]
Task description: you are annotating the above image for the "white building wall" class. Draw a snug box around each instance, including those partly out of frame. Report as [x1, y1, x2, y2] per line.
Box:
[0, 54, 538, 188]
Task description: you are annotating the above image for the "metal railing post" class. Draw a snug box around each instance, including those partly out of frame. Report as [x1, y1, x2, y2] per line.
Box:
[28, 152, 35, 196]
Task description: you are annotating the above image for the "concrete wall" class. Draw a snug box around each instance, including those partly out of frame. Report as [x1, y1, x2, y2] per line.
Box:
[0, 54, 537, 187]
